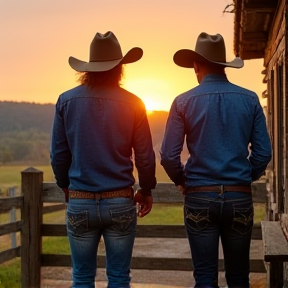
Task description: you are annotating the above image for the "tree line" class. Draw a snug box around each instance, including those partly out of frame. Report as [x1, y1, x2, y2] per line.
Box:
[0, 101, 170, 164]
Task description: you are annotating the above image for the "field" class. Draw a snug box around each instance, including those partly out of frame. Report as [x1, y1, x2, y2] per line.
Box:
[0, 163, 170, 194]
[0, 165, 55, 194]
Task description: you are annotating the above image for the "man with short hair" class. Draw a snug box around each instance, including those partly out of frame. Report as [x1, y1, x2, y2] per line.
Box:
[160, 32, 271, 288]
[51, 31, 156, 288]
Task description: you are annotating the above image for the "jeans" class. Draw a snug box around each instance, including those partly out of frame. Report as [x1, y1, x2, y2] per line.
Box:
[184, 191, 253, 288]
[66, 196, 137, 288]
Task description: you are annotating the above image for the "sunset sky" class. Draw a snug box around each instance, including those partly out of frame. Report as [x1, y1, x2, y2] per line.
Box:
[0, 0, 266, 111]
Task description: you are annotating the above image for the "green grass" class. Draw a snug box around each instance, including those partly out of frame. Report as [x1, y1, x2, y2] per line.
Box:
[0, 165, 55, 195]
[0, 259, 21, 288]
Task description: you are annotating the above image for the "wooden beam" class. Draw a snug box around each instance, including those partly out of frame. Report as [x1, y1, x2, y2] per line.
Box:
[261, 221, 288, 262]
[242, 32, 267, 42]
[41, 223, 262, 239]
[0, 196, 23, 212]
[41, 254, 266, 273]
[240, 50, 265, 60]
[21, 167, 43, 288]
[244, 7, 276, 13]
[0, 221, 22, 237]
[243, 0, 277, 13]
[43, 181, 267, 203]
[0, 247, 20, 265]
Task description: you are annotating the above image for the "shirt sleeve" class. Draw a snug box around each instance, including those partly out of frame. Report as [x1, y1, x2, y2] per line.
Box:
[160, 99, 186, 186]
[249, 99, 272, 181]
[133, 105, 157, 191]
[50, 99, 72, 188]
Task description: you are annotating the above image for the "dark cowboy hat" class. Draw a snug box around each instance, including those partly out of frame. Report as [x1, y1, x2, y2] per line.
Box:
[173, 32, 244, 69]
[69, 31, 143, 72]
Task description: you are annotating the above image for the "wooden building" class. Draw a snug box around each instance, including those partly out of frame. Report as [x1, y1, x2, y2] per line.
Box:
[233, 0, 288, 286]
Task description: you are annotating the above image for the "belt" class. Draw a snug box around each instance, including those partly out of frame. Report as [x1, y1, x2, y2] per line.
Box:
[185, 185, 251, 194]
[69, 187, 133, 200]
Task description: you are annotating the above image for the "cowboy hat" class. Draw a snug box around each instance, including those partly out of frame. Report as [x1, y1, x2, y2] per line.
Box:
[173, 32, 244, 69]
[69, 31, 143, 72]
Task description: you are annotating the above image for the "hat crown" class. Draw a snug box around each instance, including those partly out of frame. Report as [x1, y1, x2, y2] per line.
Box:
[195, 33, 226, 63]
[89, 31, 123, 62]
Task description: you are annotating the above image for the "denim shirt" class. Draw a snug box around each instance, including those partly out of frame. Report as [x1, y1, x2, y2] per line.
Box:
[160, 74, 272, 187]
[51, 84, 156, 192]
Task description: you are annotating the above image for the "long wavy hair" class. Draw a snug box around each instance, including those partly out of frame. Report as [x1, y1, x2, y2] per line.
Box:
[77, 64, 124, 88]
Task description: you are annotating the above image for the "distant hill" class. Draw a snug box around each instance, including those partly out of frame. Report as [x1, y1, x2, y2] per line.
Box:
[0, 101, 174, 164]
[0, 101, 55, 133]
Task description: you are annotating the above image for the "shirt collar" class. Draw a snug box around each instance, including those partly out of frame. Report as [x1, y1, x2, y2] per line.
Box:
[200, 74, 228, 84]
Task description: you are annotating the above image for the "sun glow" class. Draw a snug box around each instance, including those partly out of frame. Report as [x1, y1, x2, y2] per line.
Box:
[144, 99, 158, 112]
[124, 78, 174, 112]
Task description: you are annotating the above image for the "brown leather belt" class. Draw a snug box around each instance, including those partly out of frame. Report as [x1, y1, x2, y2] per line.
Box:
[69, 187, 133, 200]
[185, 185, 251, 194]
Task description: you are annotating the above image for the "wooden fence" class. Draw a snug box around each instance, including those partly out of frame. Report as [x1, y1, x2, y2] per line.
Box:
[0, 167, 267, 288]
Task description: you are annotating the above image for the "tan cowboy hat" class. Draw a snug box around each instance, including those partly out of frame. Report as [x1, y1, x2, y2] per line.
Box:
[69, 31, 143, 72]
[173, 32, 244, 69]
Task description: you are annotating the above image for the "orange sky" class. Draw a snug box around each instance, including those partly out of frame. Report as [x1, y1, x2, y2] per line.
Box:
[0, 0, 266, 111]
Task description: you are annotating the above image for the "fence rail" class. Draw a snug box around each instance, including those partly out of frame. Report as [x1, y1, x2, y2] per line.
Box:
[0, 167, 268, 288]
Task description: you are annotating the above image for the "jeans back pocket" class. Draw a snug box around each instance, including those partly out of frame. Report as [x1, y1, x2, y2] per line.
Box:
[184, 205, 210, 231]
[232, 203, 253, 235]
[110, 206, 136, 233]
[67, 209, 88, 236]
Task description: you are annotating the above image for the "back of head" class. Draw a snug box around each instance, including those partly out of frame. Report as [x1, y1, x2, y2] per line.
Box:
[77, 64, 124, 88]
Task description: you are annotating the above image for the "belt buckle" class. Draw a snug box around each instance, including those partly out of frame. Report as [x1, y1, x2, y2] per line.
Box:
[94, 193, 101, 200]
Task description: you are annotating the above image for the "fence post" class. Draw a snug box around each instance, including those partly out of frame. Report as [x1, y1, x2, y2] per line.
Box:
[21, 167, 43, 288]
[9, 187, 17, 248]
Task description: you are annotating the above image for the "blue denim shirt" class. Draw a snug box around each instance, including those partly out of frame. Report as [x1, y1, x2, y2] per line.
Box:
[160, 74, 272, 187]
[51, 84, 156, 192]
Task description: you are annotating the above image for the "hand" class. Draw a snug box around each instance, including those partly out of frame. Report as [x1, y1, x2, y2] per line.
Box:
[133, 189, 153, 218]
[62, 188, 69, 203]
[177, 185, 185, 195]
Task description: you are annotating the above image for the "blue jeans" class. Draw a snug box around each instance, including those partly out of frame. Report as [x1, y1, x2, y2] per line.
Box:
[66, 197, 137, 288]
[184, 192, 253, 288]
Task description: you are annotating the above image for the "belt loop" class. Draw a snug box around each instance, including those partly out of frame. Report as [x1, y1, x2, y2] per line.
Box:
[220, 185, 224, 195]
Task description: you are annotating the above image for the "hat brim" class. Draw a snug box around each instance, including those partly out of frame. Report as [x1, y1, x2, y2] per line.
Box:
[69, 47, 143, 72]
[173, 49, 244, 69]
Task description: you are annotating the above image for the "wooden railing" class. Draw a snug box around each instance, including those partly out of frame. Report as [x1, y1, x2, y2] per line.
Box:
[0, 167, 268, 288]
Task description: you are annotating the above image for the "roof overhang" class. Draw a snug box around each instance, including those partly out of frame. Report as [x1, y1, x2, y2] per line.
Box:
[233, 0, 278, 60]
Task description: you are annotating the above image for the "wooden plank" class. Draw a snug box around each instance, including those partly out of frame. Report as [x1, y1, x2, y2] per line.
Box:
[42, 224, 66, 236]
[42, 182, 267, 204]
[0, 221, 22, 237]
[42, 203, 66, 214]
[0, 247, 20, 265]
[252, 223, 262, 240]
[136, 225, 187, 238]
[42, 223, 262, 240]
[41, 224, 188, 238]
[21, 167, 43, 288]
[261, 221, 288, 262]
[242, 32, 267, 42]
[43, 182, 184, 203]
[243, 0, 278, 12]
[42, 183, 65, 203]
[0, 196, 23, 213]
[251, 180, 267, 203]
[264, 1, 285, 66]
[41, 254, 266, 273]
[148, 183, 184, 203]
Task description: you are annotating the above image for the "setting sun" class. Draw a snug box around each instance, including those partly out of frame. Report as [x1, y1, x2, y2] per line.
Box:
[124, 78, 174, 112]
[143, 99, 157, 112]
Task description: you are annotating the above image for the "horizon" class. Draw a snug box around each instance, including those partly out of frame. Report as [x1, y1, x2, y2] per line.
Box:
[0, 100, 170, 113]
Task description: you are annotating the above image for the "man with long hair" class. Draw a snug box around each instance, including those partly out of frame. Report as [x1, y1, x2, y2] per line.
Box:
[51, 31, 156, 288]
